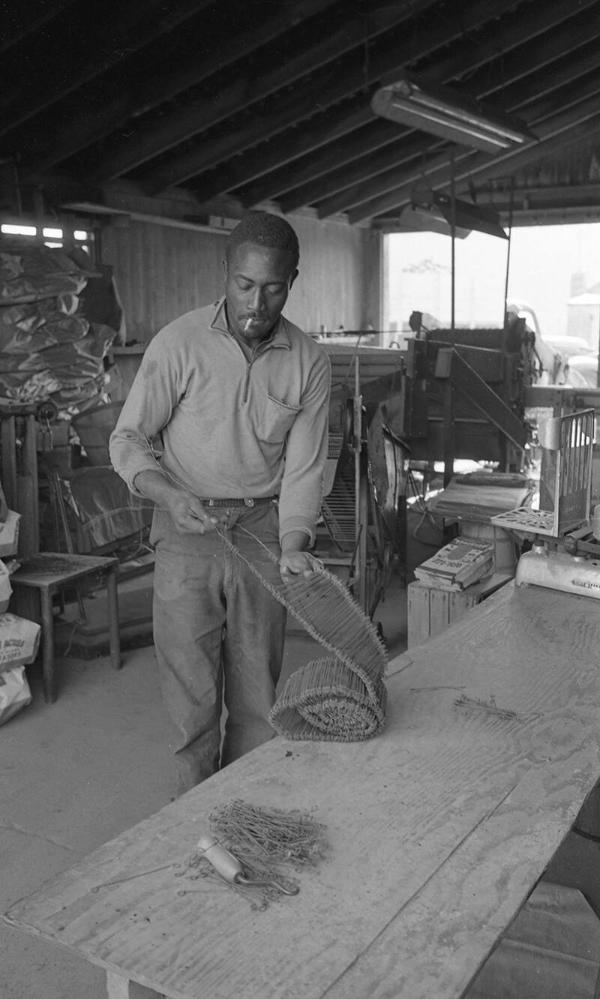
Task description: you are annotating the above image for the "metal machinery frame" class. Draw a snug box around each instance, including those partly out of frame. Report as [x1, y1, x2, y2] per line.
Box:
[315, 342, 406, 620]
[395, 316, 534, 483]
[314, 315, 539, 618]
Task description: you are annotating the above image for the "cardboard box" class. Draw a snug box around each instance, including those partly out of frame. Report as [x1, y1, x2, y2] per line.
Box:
[0, 510, 20, 557]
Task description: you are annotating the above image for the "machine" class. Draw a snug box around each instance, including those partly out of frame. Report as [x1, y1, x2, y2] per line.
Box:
[492, 408, 600, 597]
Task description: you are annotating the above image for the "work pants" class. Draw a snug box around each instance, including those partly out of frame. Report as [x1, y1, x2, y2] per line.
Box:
[151, 502, 286, 793]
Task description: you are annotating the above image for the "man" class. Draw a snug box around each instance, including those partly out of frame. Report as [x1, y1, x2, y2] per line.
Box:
[110, 211, 331, 792]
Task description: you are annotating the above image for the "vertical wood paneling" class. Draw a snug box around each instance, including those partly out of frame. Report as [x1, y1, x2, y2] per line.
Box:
[101, 215, 381, 342]
[101, 221, 228, 340]
[285, 216, 373, 334]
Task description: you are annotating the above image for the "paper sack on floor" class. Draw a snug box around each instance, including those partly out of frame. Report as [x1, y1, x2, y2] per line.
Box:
[0, 665, 32, 725]
[0, 613, 41, 724]
[0, 613, 41, 667]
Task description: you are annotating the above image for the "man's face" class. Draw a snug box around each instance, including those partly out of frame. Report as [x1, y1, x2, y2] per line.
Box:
[224, 242, 298, 341]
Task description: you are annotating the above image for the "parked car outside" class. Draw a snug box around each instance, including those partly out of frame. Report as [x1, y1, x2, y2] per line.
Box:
[564, 353, 599, 387]
[542, 335, 595, 360]
[506, 301, 600, 387]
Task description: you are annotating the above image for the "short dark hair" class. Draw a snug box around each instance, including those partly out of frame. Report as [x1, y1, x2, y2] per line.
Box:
[226, 211, 300, 271]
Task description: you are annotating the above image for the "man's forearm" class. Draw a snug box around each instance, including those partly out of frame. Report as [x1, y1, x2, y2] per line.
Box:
[280, 530, 311, 553]
[134, 469, 183, 508]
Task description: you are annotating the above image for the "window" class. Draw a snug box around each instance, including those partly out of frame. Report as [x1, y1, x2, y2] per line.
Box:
[0, 221, 94, 256]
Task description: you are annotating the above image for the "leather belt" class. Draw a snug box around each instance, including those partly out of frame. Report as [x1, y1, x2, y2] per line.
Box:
[200, 496, 277, 508]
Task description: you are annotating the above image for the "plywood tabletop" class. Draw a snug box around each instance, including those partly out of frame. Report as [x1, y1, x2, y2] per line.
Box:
[6, 582, 600, 999]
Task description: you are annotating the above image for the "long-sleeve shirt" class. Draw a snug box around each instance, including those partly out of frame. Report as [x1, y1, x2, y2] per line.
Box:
[109, 298, 331, 543]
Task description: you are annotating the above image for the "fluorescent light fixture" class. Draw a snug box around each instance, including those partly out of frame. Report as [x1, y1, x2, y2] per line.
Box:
[383, 184, 507, 239]
[429, 192, 508, 239]
[371, 78, 535, 153]
[398, 204, 472, 238]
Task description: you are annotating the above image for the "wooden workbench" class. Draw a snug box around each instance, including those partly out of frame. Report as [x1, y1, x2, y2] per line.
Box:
[6, 581, 600, 998]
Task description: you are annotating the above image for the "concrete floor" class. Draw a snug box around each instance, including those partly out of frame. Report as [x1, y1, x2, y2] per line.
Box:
[0, 566, 409, 999]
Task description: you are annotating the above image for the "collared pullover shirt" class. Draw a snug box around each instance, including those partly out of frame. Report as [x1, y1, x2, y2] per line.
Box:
[109, 299, 331, 543]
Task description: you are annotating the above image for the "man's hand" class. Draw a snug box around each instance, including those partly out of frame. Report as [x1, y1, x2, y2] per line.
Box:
[279, 536, 323, 581]
[134, 470, 228, 534]
[166, 492, 227, 534]
[279, 549, 323, 580]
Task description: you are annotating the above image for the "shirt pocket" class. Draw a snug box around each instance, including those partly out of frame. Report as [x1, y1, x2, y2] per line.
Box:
[257, 394, 301, 443]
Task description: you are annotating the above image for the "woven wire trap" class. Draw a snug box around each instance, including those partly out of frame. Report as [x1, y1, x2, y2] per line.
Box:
[216, 525, 388, 742]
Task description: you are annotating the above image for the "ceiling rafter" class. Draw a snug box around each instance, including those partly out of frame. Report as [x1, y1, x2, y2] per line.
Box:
[16, 0, 339, 177]
[350, 82, 600, 224]
[98, 0, 440, 188]
[375, 119, 600, 227]
[139, 0, 517, 194]
[238, 119, 405, 208]
[3, 0, 600, 230]
[191, 100, 375, 204]
[311, 12, 600, 218]
[417, 0, 600, 92]
[0, 0, 77, 54]
[283, 133, 440, 216]
[0, 0, 218, 139]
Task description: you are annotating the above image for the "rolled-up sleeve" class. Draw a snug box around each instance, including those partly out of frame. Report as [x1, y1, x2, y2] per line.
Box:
[278, 350, 331, 545]
[109, 332, 180, 495]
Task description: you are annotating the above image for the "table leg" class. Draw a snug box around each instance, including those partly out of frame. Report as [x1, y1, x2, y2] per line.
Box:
[106, 566, 122, 670]
[106, 970, 165, 998]
[40, 588, 56, 704]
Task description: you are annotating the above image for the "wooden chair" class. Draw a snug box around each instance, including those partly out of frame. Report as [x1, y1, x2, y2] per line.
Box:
[0, 409, 150, 703]
[19, 465, 154, 703]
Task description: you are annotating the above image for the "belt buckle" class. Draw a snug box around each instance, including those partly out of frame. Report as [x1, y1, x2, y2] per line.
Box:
[244, 498, 255, 507]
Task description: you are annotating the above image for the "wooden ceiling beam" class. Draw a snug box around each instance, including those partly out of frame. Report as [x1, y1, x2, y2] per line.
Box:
[418, 0, 600, 92]
[140, 79, 366, 193]
[420, 0, 600, 98]
[168, 0, 527, 205]
[0, 0, 76, 54]
[93, 0, 439, 186]
[238, 120, 403, 208]
[345, 62, 600, 221]
[469, 182, 600, 213]
[0, 0, 215, 138]
[316, 4, 600, 218]
[349, 85, 600, 223]
[191, 101, 374, 203]
[186, 0, 591, 213]
[16, 0, 339, 176]
[139, 0, 522, 194]
[279, 131, 438, 214]
[465, 22, 600, 119]
[334, 78, 600, 223]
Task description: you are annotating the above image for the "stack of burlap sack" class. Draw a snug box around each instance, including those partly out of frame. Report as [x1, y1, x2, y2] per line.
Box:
[0, 241, 117, 411]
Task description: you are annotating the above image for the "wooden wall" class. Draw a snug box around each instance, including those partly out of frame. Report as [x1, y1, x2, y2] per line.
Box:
[285, 215, 380, 334]
[100, 213, 381, 342]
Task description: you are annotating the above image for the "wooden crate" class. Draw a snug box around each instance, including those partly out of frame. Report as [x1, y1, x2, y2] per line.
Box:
[407, 573, 512, 648]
